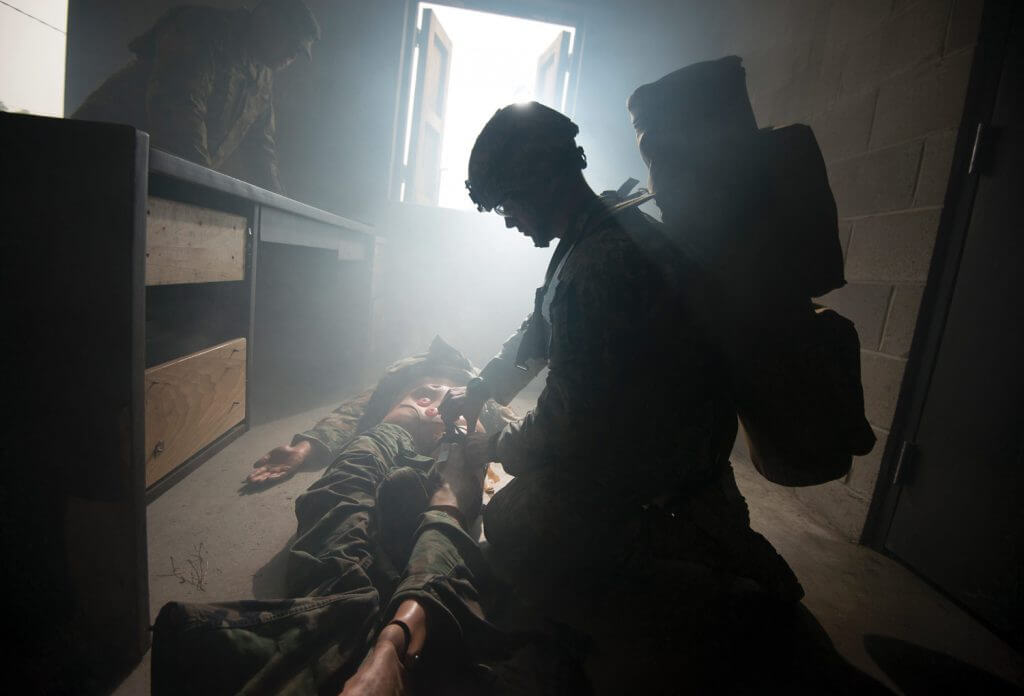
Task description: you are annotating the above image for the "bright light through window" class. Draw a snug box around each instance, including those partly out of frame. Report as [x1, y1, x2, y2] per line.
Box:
[408, 3, 575, 210]
[0, 0, 68, 116]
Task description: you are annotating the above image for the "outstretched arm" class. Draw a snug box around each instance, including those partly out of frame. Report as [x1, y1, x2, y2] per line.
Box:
[246, 389, 373, 486]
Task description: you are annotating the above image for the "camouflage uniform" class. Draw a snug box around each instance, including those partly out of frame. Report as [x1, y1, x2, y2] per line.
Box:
[480, 192, 751, 521]
[470, 192, 830, 691]
[292, 388, 374, 461]
[73, 6, 285, 192]
[152, 424, 498, 696]
[464, 104, 887, 693]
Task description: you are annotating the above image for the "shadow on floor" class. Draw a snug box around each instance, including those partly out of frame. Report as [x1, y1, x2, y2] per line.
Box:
[252, 536, 295, 598]
[864, 634, 1022, 695]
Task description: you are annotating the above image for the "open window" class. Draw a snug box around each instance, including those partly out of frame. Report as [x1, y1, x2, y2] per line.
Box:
[534, 30, 571, 109]
[404, 9, 453, 206]
[392, 2, 580, 210]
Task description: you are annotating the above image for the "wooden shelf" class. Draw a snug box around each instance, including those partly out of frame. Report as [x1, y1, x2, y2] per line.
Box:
[144, 338, 247, 487]
[145, 197, 247, 286]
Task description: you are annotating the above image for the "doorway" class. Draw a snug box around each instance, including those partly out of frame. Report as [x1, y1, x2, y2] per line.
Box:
[392, 2, 579, 209]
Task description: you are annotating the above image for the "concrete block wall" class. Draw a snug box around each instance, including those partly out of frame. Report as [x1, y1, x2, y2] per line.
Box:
[714, 0, 984, 540]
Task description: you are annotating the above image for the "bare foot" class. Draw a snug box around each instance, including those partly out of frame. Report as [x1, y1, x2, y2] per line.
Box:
[246, 441, 312, 485]
[339, 627, 410, 696]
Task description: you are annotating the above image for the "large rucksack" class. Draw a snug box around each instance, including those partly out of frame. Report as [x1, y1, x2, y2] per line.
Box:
[625, 56, 875, 486]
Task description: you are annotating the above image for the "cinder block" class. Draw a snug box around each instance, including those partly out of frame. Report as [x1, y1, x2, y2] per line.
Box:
[860, 351, 907, 428]
[771, 68, 834, 125]
[869, 48, 973, 148]
[828, 140, 923, 217]
[720, 1, 768, 54]
[792, 480, 870, 541]
[821, 282, 893, 350]
[839, 0, 950, 98]
[878, 0, 951, 77]
[880, 284, 925, 357]
[817, 33, 847, 104]
[827, 0, 893, 48]
[746, 1, 791, 50]
[839, 221, 853, 260]
[846, 209, 941, 283]
[914, 128, 958, 206]
[945, 0, 984, 53]
[837, 1, 949, 97]
[783, 0, 828, 48]
[846, 425, 890, 497]
[840, 30, 887, 96]
[744, 44, 799, 98]
[812, 89, 878, 161]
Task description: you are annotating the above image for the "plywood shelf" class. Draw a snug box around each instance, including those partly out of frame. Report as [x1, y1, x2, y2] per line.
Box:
[144, 338, 247, 487]
[145, 196, 246, 286]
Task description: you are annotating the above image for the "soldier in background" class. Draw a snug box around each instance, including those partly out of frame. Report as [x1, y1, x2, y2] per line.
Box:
[72, 0, 320, 194]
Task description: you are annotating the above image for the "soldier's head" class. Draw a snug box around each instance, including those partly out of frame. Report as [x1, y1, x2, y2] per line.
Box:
[466, 102, 588, 248]
[383, 376, 485, 453]
[252, 0, 321, 70]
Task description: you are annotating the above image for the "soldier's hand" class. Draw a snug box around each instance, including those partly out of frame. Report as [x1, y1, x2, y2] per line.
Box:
[246, 441, 311, 485]
[438, 382, 488, 434]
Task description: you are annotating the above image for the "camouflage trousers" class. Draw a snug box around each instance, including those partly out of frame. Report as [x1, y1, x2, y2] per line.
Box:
[152, 424, 496, 696]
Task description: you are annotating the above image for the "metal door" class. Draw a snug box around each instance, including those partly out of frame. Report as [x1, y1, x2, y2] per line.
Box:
[885, 7, 1023, 648]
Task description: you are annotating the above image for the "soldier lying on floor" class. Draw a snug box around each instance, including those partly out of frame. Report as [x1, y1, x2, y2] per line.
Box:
[153, 338, 583, 696]
[156, 337, 892, 695]
[244, 338, 516, 488]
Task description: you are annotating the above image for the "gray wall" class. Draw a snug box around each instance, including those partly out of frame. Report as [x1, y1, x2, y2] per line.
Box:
[66, 0, 983, 538]
[556, 0, 983, 540]
[707, 0, 983, 540]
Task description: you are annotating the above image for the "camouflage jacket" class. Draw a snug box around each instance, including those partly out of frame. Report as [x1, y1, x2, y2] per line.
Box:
[482, 194, 738, 501]
[72, 6, 283, 192]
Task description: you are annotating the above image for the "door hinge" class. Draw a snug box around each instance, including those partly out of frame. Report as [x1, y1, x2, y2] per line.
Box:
[892, 440, 917, 487]
[967, 122, 985, 175]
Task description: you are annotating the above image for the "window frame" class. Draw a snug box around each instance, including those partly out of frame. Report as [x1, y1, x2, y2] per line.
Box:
[387, 0, 587, 205]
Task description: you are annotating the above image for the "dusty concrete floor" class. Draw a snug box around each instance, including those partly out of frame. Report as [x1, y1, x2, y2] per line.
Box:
[114, 393, 1023, 695]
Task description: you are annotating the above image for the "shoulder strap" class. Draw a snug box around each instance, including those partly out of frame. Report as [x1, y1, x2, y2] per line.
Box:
[591, 189, 657, 228]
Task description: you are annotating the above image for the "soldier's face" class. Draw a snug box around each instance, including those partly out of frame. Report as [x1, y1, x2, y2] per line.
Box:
[265, 38, 305, 70]
[498, 197, 556, 248]
[383, 377, 477, 451]
[253, 11, 311, 70]
[394, 378, 456, 424]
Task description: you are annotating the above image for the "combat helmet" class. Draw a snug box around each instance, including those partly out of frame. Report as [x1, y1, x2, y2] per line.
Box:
[466, 102, 586, 213]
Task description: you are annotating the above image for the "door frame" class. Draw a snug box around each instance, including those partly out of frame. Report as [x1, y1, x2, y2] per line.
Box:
[386, 0, 587, 203]
[862, 0, 1018, 548]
